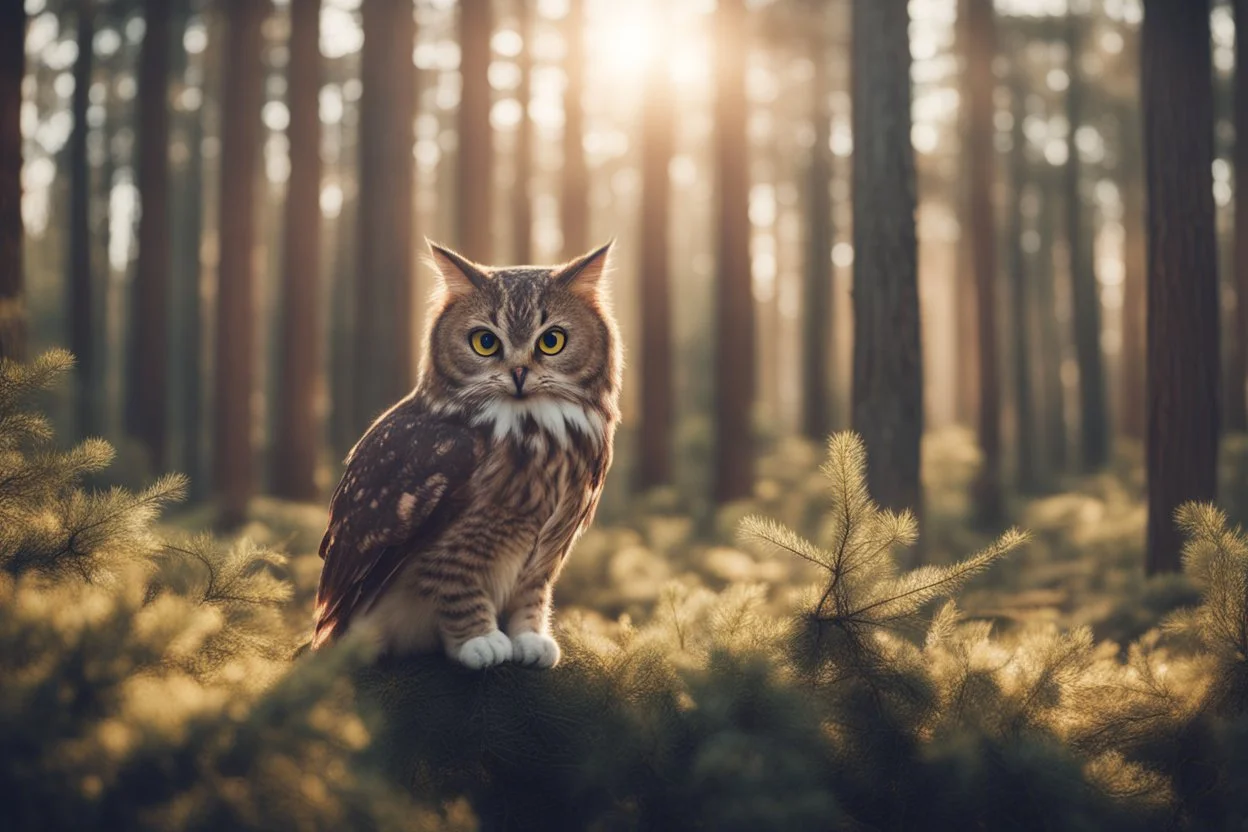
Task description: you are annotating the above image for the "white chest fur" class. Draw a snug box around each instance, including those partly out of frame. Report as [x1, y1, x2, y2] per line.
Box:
[470, 397, 604, 448]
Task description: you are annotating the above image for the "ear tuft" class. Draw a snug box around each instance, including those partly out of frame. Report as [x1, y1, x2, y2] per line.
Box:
[425, 240, 490, 297]
[554, 241, 614, 298]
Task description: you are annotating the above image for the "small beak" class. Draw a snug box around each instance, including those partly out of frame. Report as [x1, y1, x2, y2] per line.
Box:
[511, 367, 529, 396]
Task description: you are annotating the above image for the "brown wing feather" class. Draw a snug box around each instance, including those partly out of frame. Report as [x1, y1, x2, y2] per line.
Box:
[312, 399, 481, 649]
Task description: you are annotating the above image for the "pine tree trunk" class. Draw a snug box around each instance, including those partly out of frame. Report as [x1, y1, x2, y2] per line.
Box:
[954, 0, 979, 428]
[1008, 63, 1037, 493]
[214, 0, 266, 528]
[713, 0, 754, 503]
[0, 3, 27, 362]
[512, 0, 533, 264]
[560, 0, 588, 259]
[273, 0, 322, 501]
[850, 0, 923, 517]
[131, 0, 172, 470]
[1065, 13, 1110, 470]
[1119, 94, 1147, 441]
[69, 0, 96, 436]
[1231, 0, 1248, 432]
[802, 36, 833, 442]
[1036, 164, 1068, 472]
[457, 0, 491, 263]
[179, 8, 207, 499]
[638, 33, 673, 490]
[355, 0, 416, 433]
[1142, 0, 1220, 574]
[963, 0, 1001, 525]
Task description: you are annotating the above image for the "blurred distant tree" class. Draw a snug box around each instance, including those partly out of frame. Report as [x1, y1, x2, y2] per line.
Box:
[954, 4, 979, 430]
[1065, 11, 1109, 471]
[68, 0, 96, 437]
[638, 17, 673, 490]
[457, 0, 492, 263]
[130, 0, 173, 471]
[1119, 25, 1146, 441]
[0, 1, 23, 362]
[803, 26, 834, 442]
[1142, 0, 1220, 573]
[560, 0, 588, 258]
[850, 0, 923, 520]
[713, 0, 754, 503]
[512, 0, 533, 264]
[1036, 162, 1068, 473]
[215, 0, 267, 527]
[175, 0, 209, 497]
[355, 0, 416, 433]
[273, 0, 323, 502]
[1231, 0, 1248, 432]
[962, 0, 1001, 525]
[1008, 55, 1037, 494]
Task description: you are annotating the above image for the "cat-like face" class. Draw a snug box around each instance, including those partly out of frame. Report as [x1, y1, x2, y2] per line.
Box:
[420, 243, 621, 428]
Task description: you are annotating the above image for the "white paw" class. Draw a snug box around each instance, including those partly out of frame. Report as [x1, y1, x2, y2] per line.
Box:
[455, 630, 513, 669]
[511, 631, 561, 668]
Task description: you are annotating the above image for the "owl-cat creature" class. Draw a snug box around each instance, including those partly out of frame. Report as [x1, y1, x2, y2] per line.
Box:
[311, 242, 620, 670]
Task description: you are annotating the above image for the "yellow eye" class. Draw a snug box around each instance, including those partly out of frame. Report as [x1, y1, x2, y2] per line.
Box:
[537, 327, 566, 356]
[470, 329, 501, 357]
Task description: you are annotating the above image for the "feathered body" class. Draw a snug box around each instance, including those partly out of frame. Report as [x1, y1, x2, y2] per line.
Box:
[312, 243, 621, 669]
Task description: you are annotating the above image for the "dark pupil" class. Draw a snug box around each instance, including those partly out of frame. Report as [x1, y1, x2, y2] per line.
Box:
[543, 332, 557, 348]
[480, 333, 495, 348]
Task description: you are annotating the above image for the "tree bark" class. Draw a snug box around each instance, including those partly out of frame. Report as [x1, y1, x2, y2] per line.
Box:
[69, 0, 96, 436]
[954, 1, 979, 428]
[963, 0, 1001, 525]
[457, 0, 492, 263]
[1119, 59, 1147, 442]
[713, 0, 754, 503]
[1142, 0, 1220, 574]
[1231, 0, 1248, 432]
[273, 0, 322, 501]
[0, 1, 24, 363]
[560, 0, 588, 259]
[850, 0, 923, 518]
[1065, 13, 1110, 470]
[1008, 62, 1037, 493]
[802, 35, 834, 442]
[512, 0, 533, 264]
[638, 32, 673, 490]
[214, 0, 266, 527]
[1036, 164, 1068, 473]
[355, 0, 416, 433]
[131, 0, 172, 470]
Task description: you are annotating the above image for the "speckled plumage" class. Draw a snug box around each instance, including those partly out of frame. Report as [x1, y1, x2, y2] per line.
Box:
[312, 243, 620, 669]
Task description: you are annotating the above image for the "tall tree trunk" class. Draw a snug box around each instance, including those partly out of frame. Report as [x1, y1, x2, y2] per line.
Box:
[803, 36, 834, 442]
[131, 0, 172, 470]
[69, 0, 96, 436]
[954, 2, 979, 428]
[850, 0, 923, 518]
[963, 0, 1001, 525]
[0, 2, 24, 362]
[1142, 0, 1220, 574]
[713, 0, 754, 503]
[179, 8, 208, 499]
[560, 0, 588, 259]
[355, 0, 416, 433]
[638, 30, 673, 490]
[1037, 163, 1068, 473]
[1120, 96, 1147, 440]
[1065, 13, 1110, 470]
[273, 0, 322, 501]
[214, 0, 266, 527]
[1008, 62, 1037, 493]
[1231, 0, 1248, 432]
[512, 0, 533, 264]
[457, 0, 492, 263]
